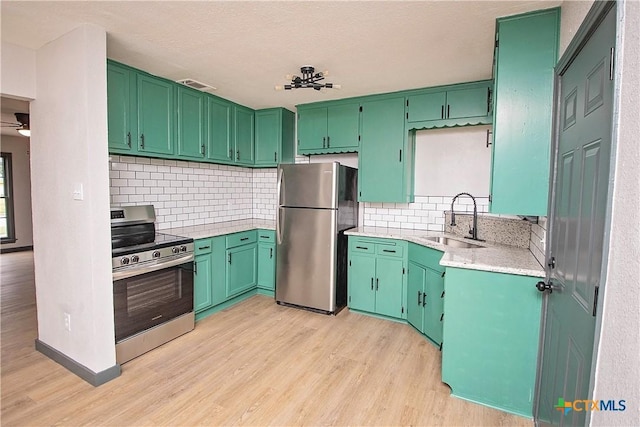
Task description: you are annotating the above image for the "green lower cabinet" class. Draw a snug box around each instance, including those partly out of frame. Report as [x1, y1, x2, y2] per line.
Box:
[441, 267, 542, 417]
[407, 243, 444, 346]
[257, 230, 276, 292]
[193, 237, 227, 315]
[226, 242, 257, 298]
[194, 252, 213, 312]
[348, 254, 377, 313]
[347, 237, 407, 320]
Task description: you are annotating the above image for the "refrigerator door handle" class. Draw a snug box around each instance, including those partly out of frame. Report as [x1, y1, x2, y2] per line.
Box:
[276, 167, 285, 245]
[277, 207, 284, 245]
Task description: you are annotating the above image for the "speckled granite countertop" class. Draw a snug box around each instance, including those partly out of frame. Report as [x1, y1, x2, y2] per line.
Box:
[164, 219, 275, 240]
[345, 226, 544, 278]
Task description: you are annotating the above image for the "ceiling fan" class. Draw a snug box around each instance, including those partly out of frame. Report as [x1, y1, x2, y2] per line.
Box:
[1, 113, 30, 137]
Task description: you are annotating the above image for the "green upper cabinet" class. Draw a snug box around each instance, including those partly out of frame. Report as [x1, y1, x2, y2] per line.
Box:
[359, 96, 413, 203]
[297, 102, 360, 155]
[254, 108, 295, 167]
[297, 106, 327, 153]
[406, 80, 492, 129]
[234, 105, 255, 166]
[206, 96, 233, 163]
[490, 8, 560, 216]
[176, 86, 206, 159]
[137, 73, 175, 156]
[107, 62, 136, 152]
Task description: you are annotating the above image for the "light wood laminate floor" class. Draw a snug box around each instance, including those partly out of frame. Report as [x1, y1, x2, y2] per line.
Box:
[1, 251, 531, 426]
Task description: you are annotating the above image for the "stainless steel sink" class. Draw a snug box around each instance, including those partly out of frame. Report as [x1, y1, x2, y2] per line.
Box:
[423, 236, 486, 249]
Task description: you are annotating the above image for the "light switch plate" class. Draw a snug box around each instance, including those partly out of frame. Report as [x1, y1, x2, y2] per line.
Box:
[73, 183, 84, 201]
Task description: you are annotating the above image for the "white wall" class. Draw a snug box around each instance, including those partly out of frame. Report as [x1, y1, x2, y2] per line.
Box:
[0, 135, 33, 249]
[414, 126, 491, 196]
[591, 0, 640, 424]
[0, 42, 36, 100]
[31, 24, 115, 373]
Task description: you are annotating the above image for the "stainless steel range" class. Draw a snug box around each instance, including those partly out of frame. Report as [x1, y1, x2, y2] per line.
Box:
[111, 205, 194, 364]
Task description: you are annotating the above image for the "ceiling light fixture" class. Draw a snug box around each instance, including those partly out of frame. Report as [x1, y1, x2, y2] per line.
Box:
[15, 113, 30, 137]
[275, 66, 341, 91]
[0, 113, 30, 137]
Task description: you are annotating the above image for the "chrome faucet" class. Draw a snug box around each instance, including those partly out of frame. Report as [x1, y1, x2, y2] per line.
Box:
[450, 192, 483, 241]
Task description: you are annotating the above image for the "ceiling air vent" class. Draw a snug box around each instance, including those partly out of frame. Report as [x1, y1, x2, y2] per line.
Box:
[175, 79, 217, 92]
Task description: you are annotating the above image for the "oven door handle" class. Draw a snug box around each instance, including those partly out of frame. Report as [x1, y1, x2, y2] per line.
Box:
[112, 253, 194, 281]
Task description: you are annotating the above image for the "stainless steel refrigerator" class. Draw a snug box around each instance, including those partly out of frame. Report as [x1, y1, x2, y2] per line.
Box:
[276, 162, 358, 314]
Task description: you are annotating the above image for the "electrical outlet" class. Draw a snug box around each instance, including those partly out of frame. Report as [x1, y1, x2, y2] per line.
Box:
[64, 312, 71, 332]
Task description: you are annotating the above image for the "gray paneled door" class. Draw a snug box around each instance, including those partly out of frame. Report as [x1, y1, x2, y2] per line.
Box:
[536, 5, 616, 426]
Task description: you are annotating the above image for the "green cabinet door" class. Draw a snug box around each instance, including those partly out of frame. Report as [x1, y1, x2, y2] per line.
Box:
[407, 260, 426, 332]
[491, 8, 559, 216]
[407, 91, 446, 122]
[255, 109, 280, 165]
[297, 107, 327, 153]
[375, 256, 404, 318]
[137, 74, 175, 155]
[194, 254, 213, 313]
[446, 86, 490, 120]
[234, 105, 254, 165]
[423, 268, 444, 346]
[176, 86, 206, 159]
[226, 243, 257, 298]
[257, 242, 275, 291]
[359, 97, 408, 202]
[348, 254, 376, 313]
[441, 268, 542, 417]
[206, 97, 233, 162]
[107, 62, 135, 152]
[326, 103, 360, 150]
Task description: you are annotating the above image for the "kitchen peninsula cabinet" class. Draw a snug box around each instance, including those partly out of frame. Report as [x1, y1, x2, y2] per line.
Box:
[297, 102, 360, 155]
[441, 267, 542, 417]
[490, 8, 559, 216]
[255, 108, 295, 167]
[348, 236, 407, 320]
[359, 96, 412, 203]
[407, 243, 444, 347]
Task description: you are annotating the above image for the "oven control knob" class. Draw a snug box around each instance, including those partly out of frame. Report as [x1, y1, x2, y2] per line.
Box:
[152, 251, 161, 258]
[130, 255, 140, 263]
[120, 257, 130, 265]
[171, 247, 179, 254]
[180, 245, 187, 252]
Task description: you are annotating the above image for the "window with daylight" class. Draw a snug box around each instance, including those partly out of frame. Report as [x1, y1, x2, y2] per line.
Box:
[0, 153, 16, 243]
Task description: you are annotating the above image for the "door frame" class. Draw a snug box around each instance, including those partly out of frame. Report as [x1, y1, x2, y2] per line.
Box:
[533, 1, 619, 424]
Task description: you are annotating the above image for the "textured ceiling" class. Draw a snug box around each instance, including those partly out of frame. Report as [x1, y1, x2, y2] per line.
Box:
[1, 1, 561, 111]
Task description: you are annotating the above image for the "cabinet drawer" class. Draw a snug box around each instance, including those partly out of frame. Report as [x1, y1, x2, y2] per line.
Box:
[194, 238, 213, 255]
[377, 244, 404, 258]
[226, 230, 257, 248]
[257, 230, 275, 243]
[351, 241, 375, 254]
